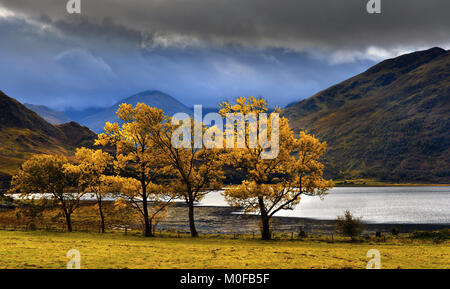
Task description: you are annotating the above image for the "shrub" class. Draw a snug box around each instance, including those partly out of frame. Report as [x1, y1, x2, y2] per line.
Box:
[335, 210, 364, 241]
[409, 229, 449, 240]
[391, 226, 400, 236]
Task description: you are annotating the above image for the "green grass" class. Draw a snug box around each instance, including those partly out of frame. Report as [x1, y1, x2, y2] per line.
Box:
[0, 230, 448, 269]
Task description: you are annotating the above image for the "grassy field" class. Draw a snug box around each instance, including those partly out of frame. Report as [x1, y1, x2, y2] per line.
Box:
[0, 230, 448, 269]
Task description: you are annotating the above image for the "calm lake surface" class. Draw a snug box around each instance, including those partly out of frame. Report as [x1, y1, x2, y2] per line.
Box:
[198, 186, 450, 224]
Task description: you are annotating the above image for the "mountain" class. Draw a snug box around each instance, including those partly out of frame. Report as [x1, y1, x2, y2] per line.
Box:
[56, 122, 98, 148]
[64, 107, 105, 124]
[0, 91, 97, 189]
[81, 90, 193, 133]
[24, 103, 72, 124]
[283, 47, 450, 183]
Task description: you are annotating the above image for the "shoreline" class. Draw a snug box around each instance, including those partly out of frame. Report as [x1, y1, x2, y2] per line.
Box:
[3, 192, 448, 235]
[333, 182, 450, 187]
[158, 204, 450, 235]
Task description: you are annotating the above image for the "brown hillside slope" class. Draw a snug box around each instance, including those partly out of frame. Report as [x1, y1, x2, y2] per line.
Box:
[0, 91, 97, 189]
[283, 47, 450, 182]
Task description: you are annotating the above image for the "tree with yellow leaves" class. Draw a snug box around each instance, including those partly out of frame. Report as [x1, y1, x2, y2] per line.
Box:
[96, 103, 175, 237]
[64, 147, 113, 233]
[9, 154, 85, 232]
[149, 114, 224, 237]
[219, 97, 333, 240]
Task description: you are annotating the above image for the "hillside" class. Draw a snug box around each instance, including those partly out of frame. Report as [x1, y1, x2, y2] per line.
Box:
[283, 47, 450, 183]
[0, 91, 97, 189]
[24, 103, 72, 125]
[81, 90, 192, 133]
[56, 122, 97, 148]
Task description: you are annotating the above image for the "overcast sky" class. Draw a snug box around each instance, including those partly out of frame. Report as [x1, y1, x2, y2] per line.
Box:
[0, 0, 449, 110]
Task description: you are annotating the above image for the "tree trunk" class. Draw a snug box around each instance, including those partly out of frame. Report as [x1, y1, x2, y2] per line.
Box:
[260, 215, 271, 240]
[142, 182, 153, 237]
[97, 197, 105, 233]
[188, 200, 198, 237]
[65, 211, 73, 232]
[258, 195, 271, 240]
[149, 218, 154, 236]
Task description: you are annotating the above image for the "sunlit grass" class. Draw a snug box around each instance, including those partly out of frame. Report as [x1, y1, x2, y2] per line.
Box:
[0, 230, 448, 269]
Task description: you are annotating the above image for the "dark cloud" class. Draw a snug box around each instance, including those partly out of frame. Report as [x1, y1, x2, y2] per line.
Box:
[0, 15, 370, 109]
[1, 0, 449, 53]
[0, 0, 447, 110]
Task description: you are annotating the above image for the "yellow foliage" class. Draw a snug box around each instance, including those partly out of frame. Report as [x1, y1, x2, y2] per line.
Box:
[96, 103, 178, 235]
[220, 97, 333, 238]
[8, 154, 86, 231]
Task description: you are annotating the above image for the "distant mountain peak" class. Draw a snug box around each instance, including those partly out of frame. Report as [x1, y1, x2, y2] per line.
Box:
[81, 90, 192, 133]
[132, 89, 165, 96]
[120, 90, 185, 105]
[24, 103, 72, 125]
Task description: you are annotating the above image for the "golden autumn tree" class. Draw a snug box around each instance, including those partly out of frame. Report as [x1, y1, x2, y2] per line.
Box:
[96, 103, 175, 237]
[9, 154, 85, 232]
[149, 114, 224, 237]
[219, 97, 333, 240]
[64, 147, 113, 233]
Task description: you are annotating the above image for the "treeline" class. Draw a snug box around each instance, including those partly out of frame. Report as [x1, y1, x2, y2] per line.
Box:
[6, 97, 333, 240]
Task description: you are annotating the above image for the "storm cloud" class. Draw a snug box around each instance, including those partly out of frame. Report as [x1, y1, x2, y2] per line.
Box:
[2, 0, 449, 52]
[0, 0, 448, 109]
